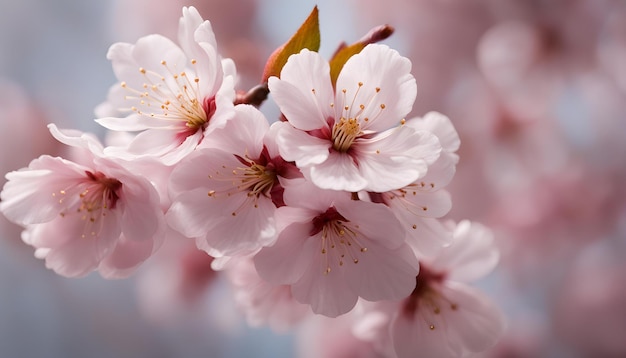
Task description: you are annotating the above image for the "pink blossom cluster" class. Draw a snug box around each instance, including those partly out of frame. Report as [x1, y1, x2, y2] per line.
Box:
[0, 6, 505, 357]
[351, 0, 626, 356]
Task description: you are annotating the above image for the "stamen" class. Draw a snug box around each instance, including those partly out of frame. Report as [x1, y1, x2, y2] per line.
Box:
[119, 61, 209, 133]
[313, 207, 368, 275]
[54, 171, 122, 241]
[331, 117, 360, 152]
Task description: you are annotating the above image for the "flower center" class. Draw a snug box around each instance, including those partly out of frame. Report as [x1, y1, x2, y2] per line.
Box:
[331, 117, 361, 152]
[310, 207, 368, 275]
[54, 171, 122, 239]
[120, 59, 211, 132]
[207, 153, 279, 217]
[238, 162, 277, 198]
[403, 266, 457, 331]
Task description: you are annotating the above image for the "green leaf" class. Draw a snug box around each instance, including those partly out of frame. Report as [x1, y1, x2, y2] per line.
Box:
[261, 6, 320, 82]
[329, 42, 366, 88]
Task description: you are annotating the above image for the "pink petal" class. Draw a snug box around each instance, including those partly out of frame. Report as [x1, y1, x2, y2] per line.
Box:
[403, 217, 453, 258]
[417, 152, 459, 192]
[166, 188, 221, 239]
[178, 7, 222, 97]
[201, 196, 277, 256]
[408, 111, 460, 153]
[168, 147, 220, 196]
[269, 49, 334, 131]
[281, 179, 352, 212]
[254, 222, 316, 285]
[343, 241, 419, 302]
[309, 152, 367, 192]
[397, 190, 452, 219]
[335, 199, 405, 249]
[1, 156, 87, 225]
[291, 251, 358, 317]
[275, 122, 330, 166]
[98, 234, 156, 279]
[441, 282, 506, 353]
[200, 104, 267, 155]
[391, 312, 460, 358]
[32, 213, 121, 277]
[336, 44, 416, 132]
[433, 221, 500, 282]
[119, 175, 164, 242]
[356, 127, 441, 192]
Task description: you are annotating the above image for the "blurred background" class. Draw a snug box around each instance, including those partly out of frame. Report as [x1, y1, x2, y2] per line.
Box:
[1, 0, 625, 357]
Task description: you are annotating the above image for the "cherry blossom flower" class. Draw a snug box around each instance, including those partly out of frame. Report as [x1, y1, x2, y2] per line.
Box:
[354, 220, 505, 358]
[367, 111, 460, 256]
[110, 0, 266, 90]
[166, 104, 298, 256]
[96, 6, 236, 165]
[0, 125, 165, 278]
[254, 179, 419, 318]
[268, 44, 441, 192]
